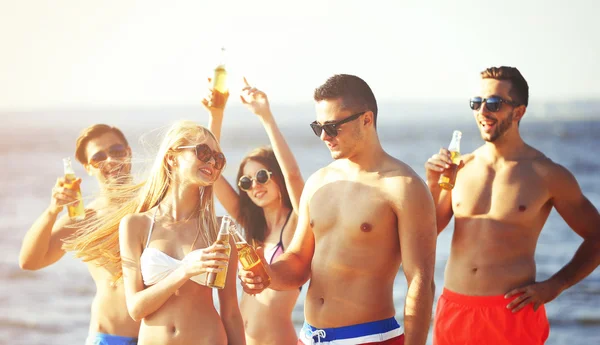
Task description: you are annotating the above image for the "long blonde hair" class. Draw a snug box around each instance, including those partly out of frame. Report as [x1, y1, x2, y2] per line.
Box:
[63, 120, 222, 281]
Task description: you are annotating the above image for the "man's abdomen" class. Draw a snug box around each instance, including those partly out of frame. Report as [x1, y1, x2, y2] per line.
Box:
[305, 264, 396, 328]
[444, 253, 537, 295]
[90, 286, 140, 338]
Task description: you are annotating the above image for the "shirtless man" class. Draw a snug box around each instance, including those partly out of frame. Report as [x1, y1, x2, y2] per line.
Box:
[240, 74, 437, 345]
[425, 66, 600, 345]
[19, 124, 140, 345]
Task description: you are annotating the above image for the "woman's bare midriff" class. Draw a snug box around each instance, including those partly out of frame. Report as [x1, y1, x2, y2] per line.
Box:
[137, 283, 227, 345]
[240, 288, 300, 345]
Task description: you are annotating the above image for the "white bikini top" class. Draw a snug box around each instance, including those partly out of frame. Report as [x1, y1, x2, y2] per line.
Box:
[140, 208, 208, 286]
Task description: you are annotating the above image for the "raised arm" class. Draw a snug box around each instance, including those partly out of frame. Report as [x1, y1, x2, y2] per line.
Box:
[203, 81, 241, 219]
[240, 78, 304, 212]
[424, 148, 464, 233]
[393, 175, 437, 345]
[19, 177, 82, 270]
[506, 162, 600, 312]
[239, 171, 319, 293]
[119, 213, 228, 321]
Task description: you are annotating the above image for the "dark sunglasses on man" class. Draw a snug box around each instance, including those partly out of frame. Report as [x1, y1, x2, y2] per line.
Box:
[177, 143, 226, 170]
[238, 169, 272, 191]
[469, 96, 520, 113]
[310, 111, 366, 138]
[88, 144, 129, 168]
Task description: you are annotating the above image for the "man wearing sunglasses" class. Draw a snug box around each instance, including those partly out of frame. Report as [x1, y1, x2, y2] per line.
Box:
[425, 66, 600, 345]
[19, 124, 139, 345]
[240, 74, 437, 345]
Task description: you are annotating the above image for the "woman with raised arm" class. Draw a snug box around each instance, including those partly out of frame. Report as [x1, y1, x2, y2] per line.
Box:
[205, 79, 304, 345]
[70, 120, 245, 345]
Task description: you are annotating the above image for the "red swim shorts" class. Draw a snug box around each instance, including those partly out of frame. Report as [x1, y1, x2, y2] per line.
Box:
[434, 288, 550, 345]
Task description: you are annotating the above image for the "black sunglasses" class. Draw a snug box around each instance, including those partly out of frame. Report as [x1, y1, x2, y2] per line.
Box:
[177, 144, 226, 170]
[89, 144, 129, 168]
[310, 111, 366, 138]
[238, 169, 272, 191]
[470, 96, 520, 112]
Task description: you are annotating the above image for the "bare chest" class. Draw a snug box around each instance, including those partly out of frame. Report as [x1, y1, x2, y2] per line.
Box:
[308, 180, 397, 246]
[452, 161, 551, 220]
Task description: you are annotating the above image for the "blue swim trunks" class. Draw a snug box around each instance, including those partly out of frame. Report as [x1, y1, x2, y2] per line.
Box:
[298, 317, 404, 344]
[86, 332, 138, 345]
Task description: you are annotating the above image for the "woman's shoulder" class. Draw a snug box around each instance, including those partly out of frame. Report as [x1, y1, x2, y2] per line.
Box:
[119, 209, 155, 235]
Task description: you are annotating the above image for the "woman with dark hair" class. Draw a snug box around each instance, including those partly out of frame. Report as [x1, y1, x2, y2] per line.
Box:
[205, 79, 304, 345]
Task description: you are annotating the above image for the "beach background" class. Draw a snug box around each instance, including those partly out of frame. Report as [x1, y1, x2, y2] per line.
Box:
[0, 102, 599, 344]
[2, 1, 600, 343]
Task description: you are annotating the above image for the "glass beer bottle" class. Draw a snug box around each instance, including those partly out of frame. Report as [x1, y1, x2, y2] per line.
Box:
[230, 226, 271, 289]
[63, 157, 85, 221]
[438, 130, 462, 190]
[207, 215, 232, 289]
[210, 47, 228, 109]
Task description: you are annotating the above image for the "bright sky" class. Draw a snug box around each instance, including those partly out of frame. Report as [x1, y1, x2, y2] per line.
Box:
[1, 0, 598, 110]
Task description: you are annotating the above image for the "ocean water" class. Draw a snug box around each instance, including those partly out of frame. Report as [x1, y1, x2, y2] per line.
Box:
[1, 105, 599, 344]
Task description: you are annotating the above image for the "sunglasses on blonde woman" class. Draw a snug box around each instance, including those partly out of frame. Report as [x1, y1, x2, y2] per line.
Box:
[177, 144, 226, 170]
[238, 169, 272, 191]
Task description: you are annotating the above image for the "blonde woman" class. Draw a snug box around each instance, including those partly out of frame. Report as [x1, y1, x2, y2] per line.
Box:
[68, 120, 245, 345]
[206, 80, 304, 345]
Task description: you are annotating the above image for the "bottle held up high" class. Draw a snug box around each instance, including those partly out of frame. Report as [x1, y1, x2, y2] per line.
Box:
[438, 130, 462, 190]
[230, 223, 271, 289]
[63, 157, 85, 221]
[209, 47, 228, 109]
[206, 214, 233, 289]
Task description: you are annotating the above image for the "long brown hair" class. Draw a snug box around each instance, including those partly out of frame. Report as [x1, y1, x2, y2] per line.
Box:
[236, 146, 291, 244]
[63, 120, 222, 282]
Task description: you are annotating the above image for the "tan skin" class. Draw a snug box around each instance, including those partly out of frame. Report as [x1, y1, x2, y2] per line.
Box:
[425, 78, 600, 313]
[19, 131, 139, 338]
[240, 98, 438, 345]
[205, 79, 303, 345]
[118, 135, 245, 345]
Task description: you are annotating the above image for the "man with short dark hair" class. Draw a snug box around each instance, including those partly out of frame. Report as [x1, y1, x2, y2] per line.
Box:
[425, 66, 600, 345]
[241, 74, 437, 345]
[19, 124, 139, 345]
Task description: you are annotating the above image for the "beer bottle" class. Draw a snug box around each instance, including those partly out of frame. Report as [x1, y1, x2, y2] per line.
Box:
[206, 215, 232, 289]
[63, 157, 85, 221]
[438, 130, 462, 190]
[210, 47, 228, 109]
[230, 225, 271, 289]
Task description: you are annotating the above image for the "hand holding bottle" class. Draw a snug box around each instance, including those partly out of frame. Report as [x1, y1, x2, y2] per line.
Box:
[49, 177, 81, 216]
[62, 157, 86, 220]
[181, 242, 230, 279]
[201, 77, 230, 115]
[238, 245, 271, 295]
[425, 130, 464, 190]
[206, 215, 234, 289]
[230, 225, 271, 291]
